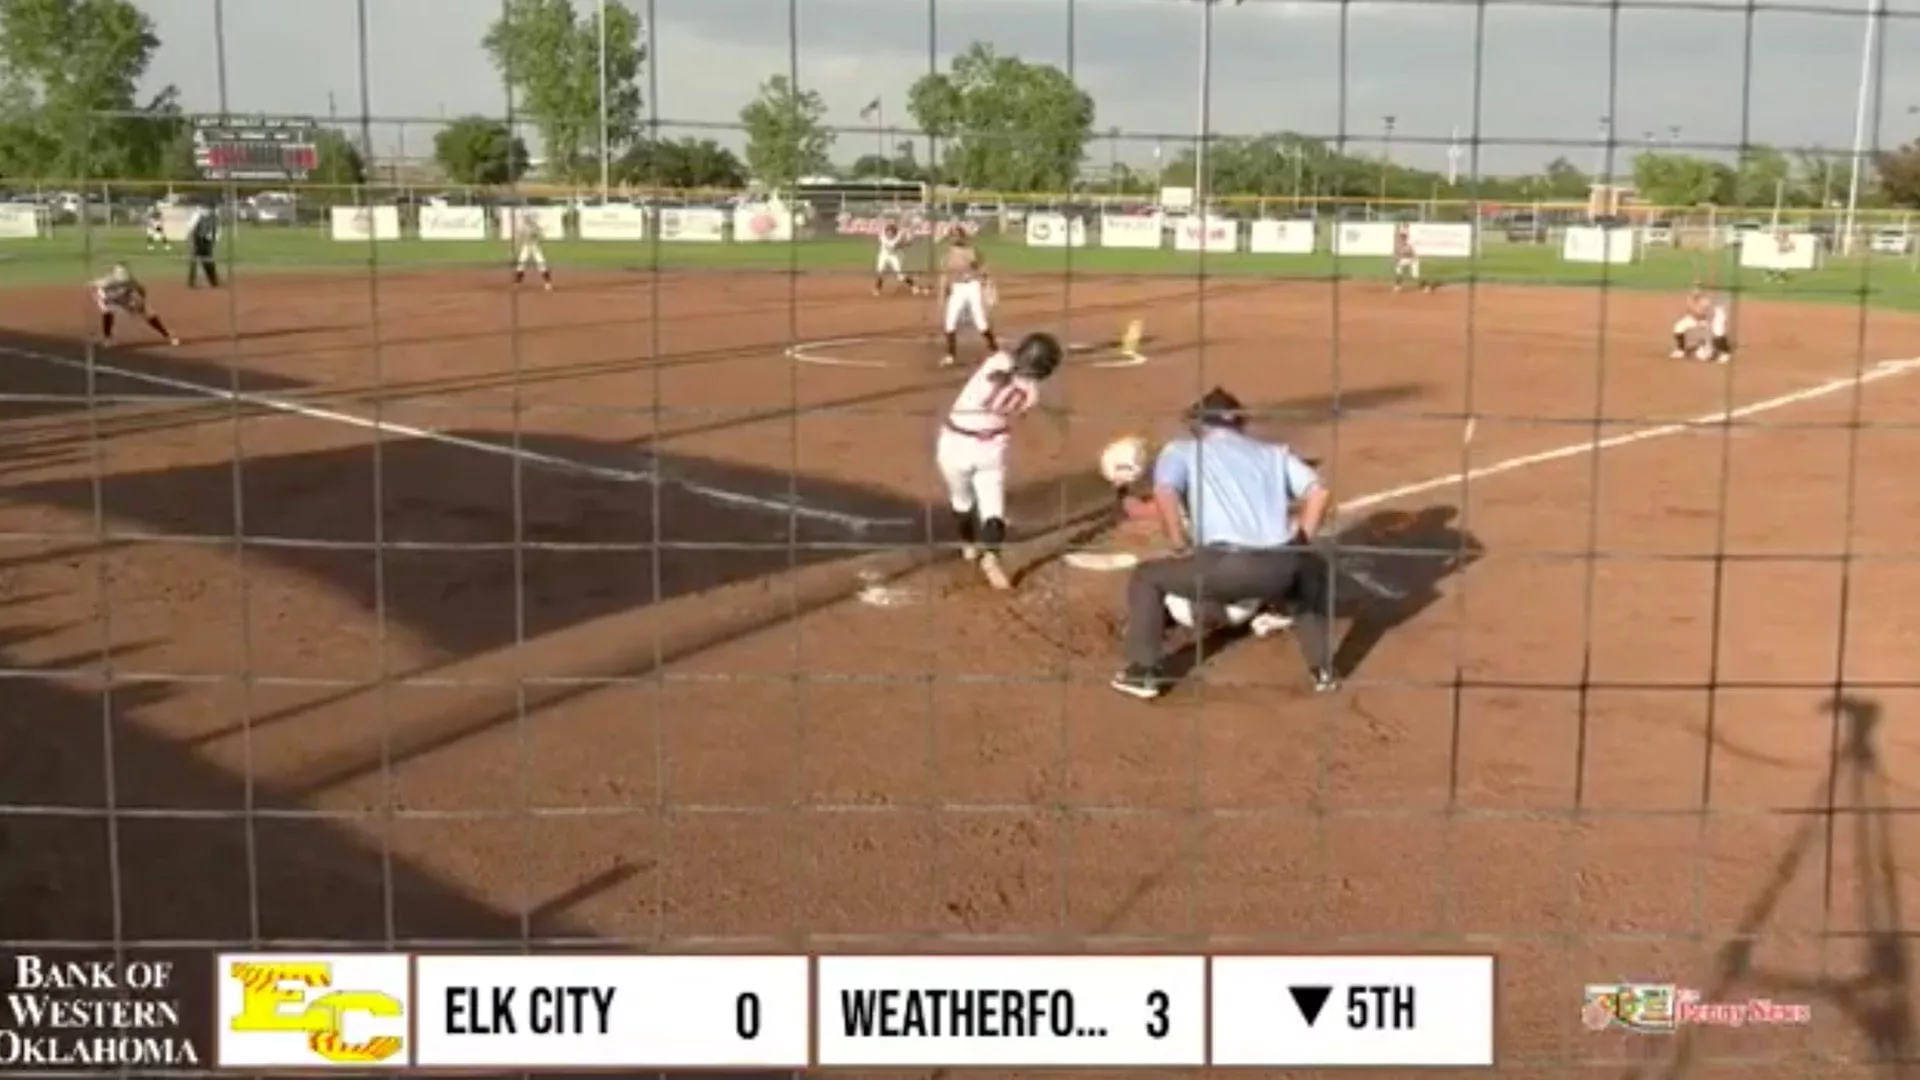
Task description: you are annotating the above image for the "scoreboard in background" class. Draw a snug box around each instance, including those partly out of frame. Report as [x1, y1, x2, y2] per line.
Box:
[213, 953, 1496, 1070]
[191, 115, 319, 181]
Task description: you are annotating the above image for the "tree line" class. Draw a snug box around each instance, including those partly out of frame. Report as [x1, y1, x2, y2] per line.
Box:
[7, 0, 1920, 209]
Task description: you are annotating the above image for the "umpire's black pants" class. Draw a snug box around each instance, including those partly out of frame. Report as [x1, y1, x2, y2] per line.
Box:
[1123, 543, 1335, 673]
[188, 241, 219, 288]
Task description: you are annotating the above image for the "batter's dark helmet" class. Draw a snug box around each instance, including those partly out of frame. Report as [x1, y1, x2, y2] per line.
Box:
[1012, 332, 1064, 380]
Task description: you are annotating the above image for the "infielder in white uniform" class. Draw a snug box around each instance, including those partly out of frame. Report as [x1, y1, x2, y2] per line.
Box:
[1392, 224, 1427, 292]
[936, 332, 1064, 590]
[144, 207, 171, 252]
[510, 208, 554, 291]
[938, 226, 999, 368]
[872, 222, 922, 296]
[1671, 288, 1732, 363]
[90, 263, 180, 348]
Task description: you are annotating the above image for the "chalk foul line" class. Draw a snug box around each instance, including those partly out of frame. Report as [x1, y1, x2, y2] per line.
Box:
[1332, 356, 1920, 523]
[1, 344, 910, 532]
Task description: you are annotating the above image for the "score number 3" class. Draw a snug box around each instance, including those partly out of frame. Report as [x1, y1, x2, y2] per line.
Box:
[1145, 990, 1170, 1038]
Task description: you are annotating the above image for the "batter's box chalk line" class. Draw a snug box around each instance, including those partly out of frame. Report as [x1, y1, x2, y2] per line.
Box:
[787, 332, 1149, 370]
[1059, 355, 1920, 574]
[1, 343, 914, 533]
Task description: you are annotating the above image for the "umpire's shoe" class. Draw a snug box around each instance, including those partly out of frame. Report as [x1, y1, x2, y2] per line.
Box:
[1109, 665, 1173, 700]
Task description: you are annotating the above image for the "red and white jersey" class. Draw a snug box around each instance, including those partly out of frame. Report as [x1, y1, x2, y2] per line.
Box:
[879, 226, 904, 252]
[1394, 229, 1414, 257]
[944, 351, 1039, 438]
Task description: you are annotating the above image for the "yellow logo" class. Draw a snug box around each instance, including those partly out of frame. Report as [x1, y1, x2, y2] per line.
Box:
[228, 960, 405, 1064]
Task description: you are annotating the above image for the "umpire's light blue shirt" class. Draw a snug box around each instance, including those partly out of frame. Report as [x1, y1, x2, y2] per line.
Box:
[1153, 429, 1321, 549]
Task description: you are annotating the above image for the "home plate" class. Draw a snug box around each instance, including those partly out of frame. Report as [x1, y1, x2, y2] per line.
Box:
[856, 569, 921, 607]
[1063, 550, 1140, 572]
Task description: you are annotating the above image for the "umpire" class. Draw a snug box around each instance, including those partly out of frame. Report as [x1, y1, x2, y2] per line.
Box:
[1110, 387, 1339, 699]
[187, 204, 220, 288]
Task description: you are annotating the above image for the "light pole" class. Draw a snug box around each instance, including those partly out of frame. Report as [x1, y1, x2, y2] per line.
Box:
[1668, 125, 1681, 147]
[1189, 0, 1242, 213]
[598, 0, 611, 200]
[1593, 114, 1611, 178]
[1379, 115, 1396, 205]
[1841, 0, 1884, 256]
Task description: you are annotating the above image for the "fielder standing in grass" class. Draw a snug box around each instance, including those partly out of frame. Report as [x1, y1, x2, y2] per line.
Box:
[1110, 387, 1339, 700]
[187, 204, 220, 289]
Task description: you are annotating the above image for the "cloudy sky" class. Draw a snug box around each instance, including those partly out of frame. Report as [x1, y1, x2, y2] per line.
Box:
[134, 0, 1920, 175]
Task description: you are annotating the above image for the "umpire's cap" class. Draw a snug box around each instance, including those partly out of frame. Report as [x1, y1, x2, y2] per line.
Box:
[1185, 386, 1247, 429]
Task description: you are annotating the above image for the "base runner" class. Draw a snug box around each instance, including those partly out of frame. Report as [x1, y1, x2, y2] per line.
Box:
[939, 225, 999, 368]
[1671, 287, 1732, 363]
[510, 208, 554, 291]
[872, 221, 921, 296]
[91, 263, 180, 348]
[936, 332, 1064, 590]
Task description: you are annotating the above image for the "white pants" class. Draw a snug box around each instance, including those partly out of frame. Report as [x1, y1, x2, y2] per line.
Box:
[1673, 308, 1729, 339]
[935, 427, 1009, 521]
[1166, 595, 1260, 628]
[146, 224, 166, 244]
[876, 250, 904, 276]
[515, 242, 546, 271]
[944, 280, 990, 334]
[1395, 256, 1420, 279]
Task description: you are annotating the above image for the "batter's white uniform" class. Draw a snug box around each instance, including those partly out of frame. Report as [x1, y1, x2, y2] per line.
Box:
[935, 350, 1038, 523]
[513, 211, 547, 271]
[876, 228, 905, 278]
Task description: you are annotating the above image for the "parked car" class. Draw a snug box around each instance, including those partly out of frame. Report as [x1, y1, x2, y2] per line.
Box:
[1642, 219, 1675, 245]
[1504, 213, 1546, 243]
[1869, 226, 1914, 255]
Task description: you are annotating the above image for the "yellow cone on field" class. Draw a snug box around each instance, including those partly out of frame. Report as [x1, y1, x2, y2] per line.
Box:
[1120, 319, 1144, 356]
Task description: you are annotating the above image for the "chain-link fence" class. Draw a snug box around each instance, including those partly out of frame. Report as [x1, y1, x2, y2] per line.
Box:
[3, 0, 1919, 1075]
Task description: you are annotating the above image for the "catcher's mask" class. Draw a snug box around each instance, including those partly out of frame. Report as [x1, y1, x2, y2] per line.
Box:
[1011, 332, 1063, 381]
[1185, 386, 1247, 430]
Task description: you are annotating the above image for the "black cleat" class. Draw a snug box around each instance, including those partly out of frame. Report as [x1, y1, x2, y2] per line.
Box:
[1109, 665, 1172, 700]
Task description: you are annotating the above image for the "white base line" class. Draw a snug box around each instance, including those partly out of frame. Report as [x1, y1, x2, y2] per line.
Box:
[0, 345, 911, 532]
[1333, 356, 1920, 522]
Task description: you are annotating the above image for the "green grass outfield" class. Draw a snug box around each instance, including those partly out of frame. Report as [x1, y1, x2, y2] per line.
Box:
[3, 226, 1917, 311]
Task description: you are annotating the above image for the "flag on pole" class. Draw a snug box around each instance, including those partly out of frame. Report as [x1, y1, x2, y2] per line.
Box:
[860, 97, 881, 121]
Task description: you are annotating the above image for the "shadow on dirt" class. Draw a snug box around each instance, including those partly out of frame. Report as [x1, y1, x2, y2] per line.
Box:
[1623, 694, 1914, 1079]
[1326, 504, 1485, 678]
[0, 595, 795, 1080]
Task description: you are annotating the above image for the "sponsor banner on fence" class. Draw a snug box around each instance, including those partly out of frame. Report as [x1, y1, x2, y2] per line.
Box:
[419, 205, 487, 241]
[1023, 213, 1088, 248]
[658, 207, 728, 243]
[833, 212, 953, 240]
[1174, 216, 1239, 253]
[497, 206, 568, 240]
[1738, 231, 1819, 271]
[732, 203, 795, 243]
[1560, 226, 1638, 265]
[1331, 222, 1395, 257]
[1406, 222, 1476, 258]
[329, 205, 402, 242]
[0, 203, 44, 239]
[577, 204, 648, 241]
[1248, 219, 1317, 255]
[1099, 214, 1163, 250]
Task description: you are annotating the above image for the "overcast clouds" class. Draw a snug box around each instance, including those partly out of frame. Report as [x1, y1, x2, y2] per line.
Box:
[134, 0, 1920, 175]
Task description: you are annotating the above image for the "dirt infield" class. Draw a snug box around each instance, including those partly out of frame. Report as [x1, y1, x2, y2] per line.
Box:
[6, 265, 1920, 1074]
